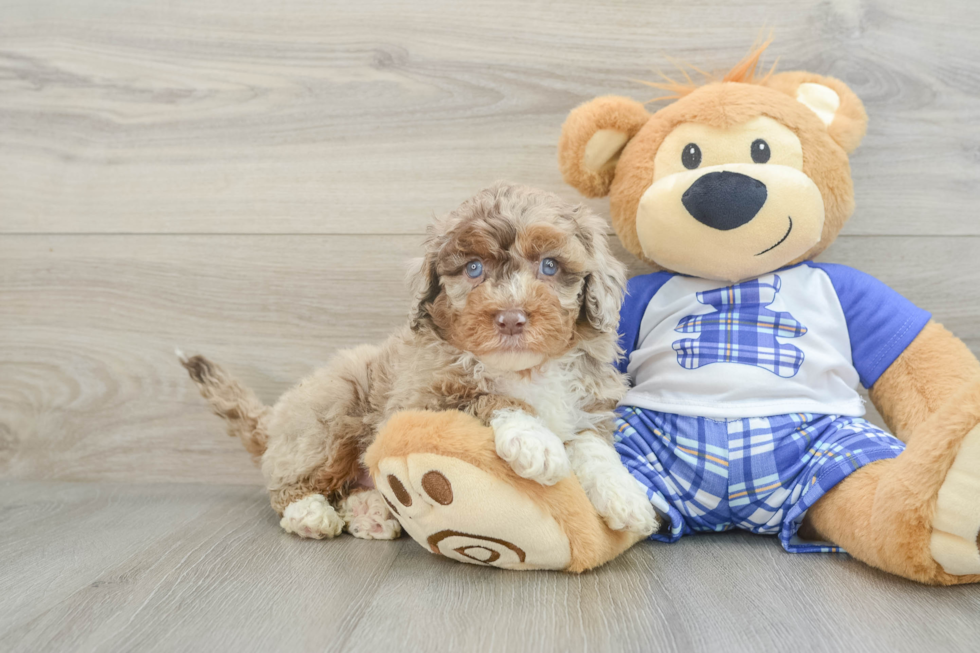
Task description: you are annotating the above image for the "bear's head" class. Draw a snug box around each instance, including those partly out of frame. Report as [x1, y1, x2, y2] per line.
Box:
[558, 43, 869, 282]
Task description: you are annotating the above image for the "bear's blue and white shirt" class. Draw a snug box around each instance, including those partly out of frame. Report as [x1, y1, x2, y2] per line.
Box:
[617, 262, 932, 420]
[612, 262, 929, 552]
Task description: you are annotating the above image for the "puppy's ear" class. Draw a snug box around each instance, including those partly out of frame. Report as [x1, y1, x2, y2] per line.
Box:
[574, 210, 627, 336]
[408, 238, 443, 332]
[764, 72, 868, 154]
[559, 96, 651, 198]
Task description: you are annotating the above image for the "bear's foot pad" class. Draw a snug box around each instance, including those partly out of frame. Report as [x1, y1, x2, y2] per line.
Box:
[375, 453, 571, 570]
[931, 424, 980, 575]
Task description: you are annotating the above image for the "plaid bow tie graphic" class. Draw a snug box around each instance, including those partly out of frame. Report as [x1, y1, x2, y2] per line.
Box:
[672, 274, 808, 378]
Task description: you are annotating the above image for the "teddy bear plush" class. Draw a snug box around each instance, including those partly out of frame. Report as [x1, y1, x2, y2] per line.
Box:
[369, 43, 980, 583]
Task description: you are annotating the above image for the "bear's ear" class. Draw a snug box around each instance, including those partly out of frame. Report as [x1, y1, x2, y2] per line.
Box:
[764, 72, 869, 154]
[558, 96, 651, 198]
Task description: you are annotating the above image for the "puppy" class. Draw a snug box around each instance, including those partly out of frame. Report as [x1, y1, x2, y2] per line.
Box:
[180, 183, 658, 540]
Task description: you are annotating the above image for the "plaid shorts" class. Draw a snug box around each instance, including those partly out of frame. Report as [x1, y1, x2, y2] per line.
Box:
[614, 406, 905, 553]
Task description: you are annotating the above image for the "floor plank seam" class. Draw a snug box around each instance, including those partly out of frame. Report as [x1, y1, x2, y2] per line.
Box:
[329, 539, 407, 653]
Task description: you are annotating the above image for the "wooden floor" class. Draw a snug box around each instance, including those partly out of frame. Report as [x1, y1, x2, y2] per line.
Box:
[1, 481, 978, 653]
[3, 0, 980, 650]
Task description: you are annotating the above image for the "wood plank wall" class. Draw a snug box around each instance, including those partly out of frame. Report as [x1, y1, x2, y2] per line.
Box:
[2, 0, 979, 484]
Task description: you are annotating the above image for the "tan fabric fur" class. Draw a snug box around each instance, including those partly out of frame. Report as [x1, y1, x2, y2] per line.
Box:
[870, 321, 980, 441]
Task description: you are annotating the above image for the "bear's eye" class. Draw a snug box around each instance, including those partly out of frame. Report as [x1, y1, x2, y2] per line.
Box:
[465, 260, 483, 278]
[751, 139, 771, 164]
[682, 143, 701, 170]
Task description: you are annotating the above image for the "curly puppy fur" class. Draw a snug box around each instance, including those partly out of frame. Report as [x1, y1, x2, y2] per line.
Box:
[181, 183, 654, 538]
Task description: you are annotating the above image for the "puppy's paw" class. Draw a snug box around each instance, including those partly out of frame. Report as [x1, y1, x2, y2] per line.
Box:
[593, 479, 660, 536]
[338, 490, 402, 540]
[280, 494, 345, 539]
[491, 410, 570, 486]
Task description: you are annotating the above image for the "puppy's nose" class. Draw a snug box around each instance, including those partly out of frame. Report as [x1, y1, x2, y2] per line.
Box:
[682, 171, 767, 231]
[495, 310, 527, 336]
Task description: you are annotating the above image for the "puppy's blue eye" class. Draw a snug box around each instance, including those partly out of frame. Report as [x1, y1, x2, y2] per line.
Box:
[465, 260, 483, 278]
[540, 258, 559, 276]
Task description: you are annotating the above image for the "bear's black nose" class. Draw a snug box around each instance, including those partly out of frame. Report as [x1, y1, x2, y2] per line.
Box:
[681, 171, 768, 231]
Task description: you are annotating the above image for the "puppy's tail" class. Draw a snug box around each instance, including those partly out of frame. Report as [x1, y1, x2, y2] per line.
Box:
[177, 349, 269, 463]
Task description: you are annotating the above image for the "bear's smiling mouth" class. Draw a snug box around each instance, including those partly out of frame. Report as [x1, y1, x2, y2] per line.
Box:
[755, 216, 793, 256]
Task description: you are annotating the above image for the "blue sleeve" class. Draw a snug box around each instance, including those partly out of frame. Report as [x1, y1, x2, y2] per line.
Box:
[616, 272, 674, 375]
[806, 262, 931, 389]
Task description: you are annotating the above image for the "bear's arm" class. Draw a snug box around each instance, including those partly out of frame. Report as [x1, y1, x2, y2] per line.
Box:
[870, 322, 980, 440]
[809, 261, 980, 440]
